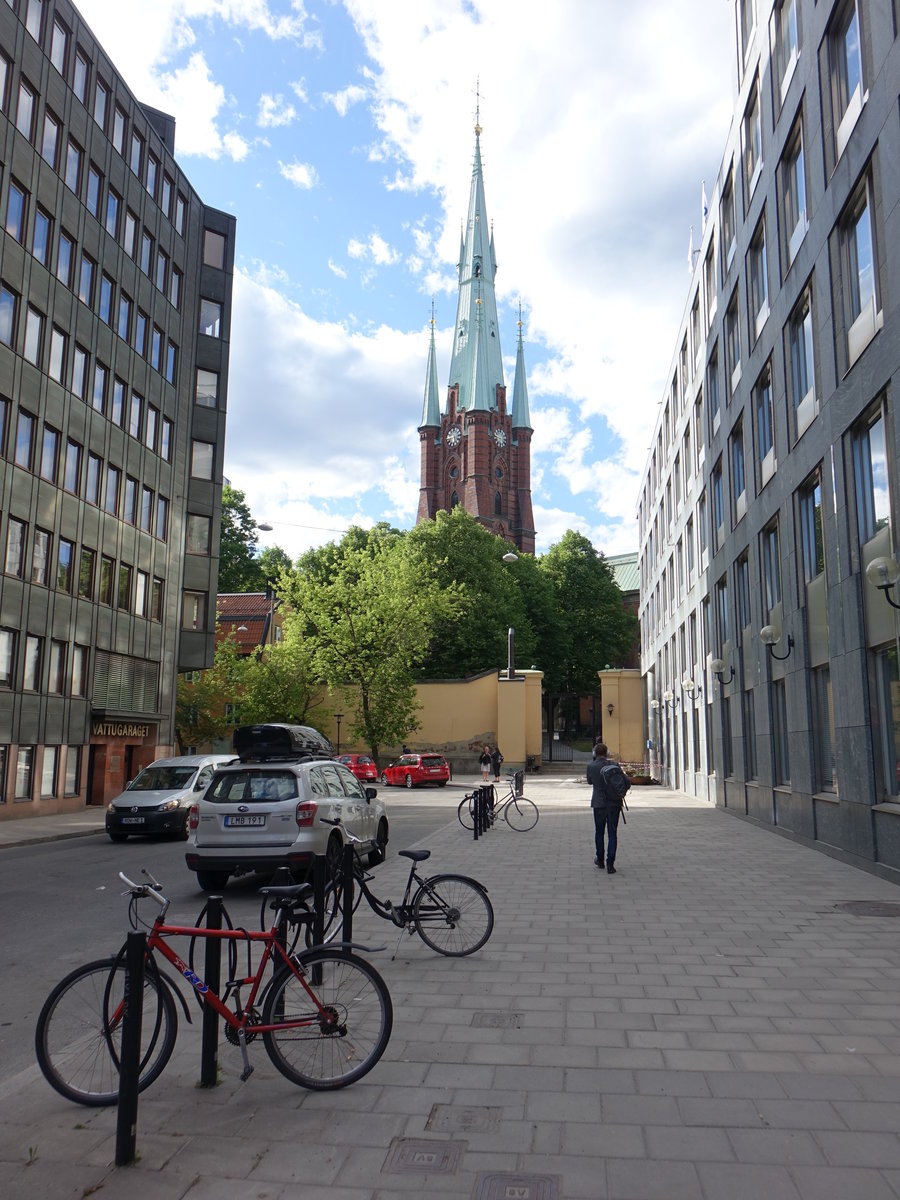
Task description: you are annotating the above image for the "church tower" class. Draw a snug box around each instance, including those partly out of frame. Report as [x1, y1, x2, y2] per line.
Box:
[416, 117, 535, 554]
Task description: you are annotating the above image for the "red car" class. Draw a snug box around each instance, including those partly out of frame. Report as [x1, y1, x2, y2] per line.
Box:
[380, 753, 450, 789]
[335, 753, 379, 783]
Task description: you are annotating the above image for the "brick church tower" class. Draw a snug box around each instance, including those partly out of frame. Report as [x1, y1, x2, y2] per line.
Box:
[416, 119, 535, 554]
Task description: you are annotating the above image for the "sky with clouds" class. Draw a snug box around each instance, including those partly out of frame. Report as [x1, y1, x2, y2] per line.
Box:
[76, 0, 739, 559]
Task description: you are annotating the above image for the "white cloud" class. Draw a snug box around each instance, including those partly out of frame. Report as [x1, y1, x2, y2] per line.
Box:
[290, 79, 309, 103]
[328, 259, 348, 279]
[323, 84, 368, 117]
[346, 233, 400, 265]
[278, 160, 319, 188]
[222, 131, 250, 161]
[258, 93, 298, 128]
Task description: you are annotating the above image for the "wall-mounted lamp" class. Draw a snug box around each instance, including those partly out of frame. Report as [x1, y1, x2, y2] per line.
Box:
[760, 625, 794, 660]
[662, 689, 678, 709]
[710, 657, 734, 684]
[650, 699, 660, 711]
[866, 556, 900, 610]
[681, 673, 700, 698]
[606, 702, 615, 717]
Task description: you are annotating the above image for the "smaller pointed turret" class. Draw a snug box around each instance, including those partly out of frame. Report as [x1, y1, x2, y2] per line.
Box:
[420, 309, 441, 428]
[511, 304, 532, 430]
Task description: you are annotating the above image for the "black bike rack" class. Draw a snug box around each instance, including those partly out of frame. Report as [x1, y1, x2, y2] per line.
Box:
[473, 784, 494, 840]
[340, 843, 355, 950]
[199, 896, 224, 1087]
[115, 930, 146, 1166]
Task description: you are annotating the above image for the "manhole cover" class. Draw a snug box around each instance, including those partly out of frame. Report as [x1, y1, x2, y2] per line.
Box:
[426, 1104, 501, 1133]
[382, 1138, 465, 1174]
[471, 1010, 521, 1028]
[835, 901, 900, 917]
[473, 1172, 561, 1200]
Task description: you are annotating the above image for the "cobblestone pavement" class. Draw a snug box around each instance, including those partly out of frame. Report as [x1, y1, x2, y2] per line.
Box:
[5, 777, 900, 1199]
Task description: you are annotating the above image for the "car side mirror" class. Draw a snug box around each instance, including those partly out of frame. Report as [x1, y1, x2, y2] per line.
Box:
[365, 787, 377, 803]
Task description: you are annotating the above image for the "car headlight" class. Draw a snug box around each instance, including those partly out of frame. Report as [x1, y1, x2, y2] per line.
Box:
[107, 803, 116, 814]
[158, 798, 181, 812]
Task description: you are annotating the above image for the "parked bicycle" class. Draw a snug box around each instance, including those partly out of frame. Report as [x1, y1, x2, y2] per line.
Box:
[277, 819, 494, 957]
[457, 770, 539, 832]
[34, 869, 392, 1106]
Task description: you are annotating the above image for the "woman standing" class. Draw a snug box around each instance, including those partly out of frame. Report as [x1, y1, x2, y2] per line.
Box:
[479, 745, 492, 782]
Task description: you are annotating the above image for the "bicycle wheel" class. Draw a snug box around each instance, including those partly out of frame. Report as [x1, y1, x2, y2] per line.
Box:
[412, 874, 494, 956]
[35, 957, 177, 1106]
[262, 948, 392, 1090]
[457, 795, 476, 830]
[504, 795, 539, 831]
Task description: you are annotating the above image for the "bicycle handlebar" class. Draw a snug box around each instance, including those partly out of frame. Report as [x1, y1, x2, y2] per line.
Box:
[119, 870, 169, 912]
[320, 816, 364, 845]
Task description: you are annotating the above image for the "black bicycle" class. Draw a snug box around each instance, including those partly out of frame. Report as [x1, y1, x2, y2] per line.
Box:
[457, 771, 539, 831]
[271, 820, 495, 958]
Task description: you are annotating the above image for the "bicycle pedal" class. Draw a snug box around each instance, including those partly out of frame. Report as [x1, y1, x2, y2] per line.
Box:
[240, 1065, 254, 1082]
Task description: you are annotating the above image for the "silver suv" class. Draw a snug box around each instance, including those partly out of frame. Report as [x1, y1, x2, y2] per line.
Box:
[184, 724, 389, 892]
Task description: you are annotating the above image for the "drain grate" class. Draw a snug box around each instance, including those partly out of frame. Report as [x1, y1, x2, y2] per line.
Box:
[835, 901, 900, 917]
[426, 1104, 501, 1133]
[471, 1010, 522, 1028]
[382, 1138, 465, 1174]
[473, 1171, 561, 1199]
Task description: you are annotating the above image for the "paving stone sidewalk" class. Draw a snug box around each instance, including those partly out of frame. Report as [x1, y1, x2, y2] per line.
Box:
[4, 780, 900, 1200]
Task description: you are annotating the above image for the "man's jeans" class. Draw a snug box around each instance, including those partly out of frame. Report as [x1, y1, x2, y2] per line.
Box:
[593, 805, 620, 865]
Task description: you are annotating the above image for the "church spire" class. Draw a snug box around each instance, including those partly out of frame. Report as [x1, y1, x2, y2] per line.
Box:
[511, 301, 532, 430]
[447, 116, 505, 410]
[420, 302, 440, 428]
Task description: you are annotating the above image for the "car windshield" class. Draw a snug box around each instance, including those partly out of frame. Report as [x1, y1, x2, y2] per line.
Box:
[421, 756, 444, 766]
[357, 756, 373, 765]
[128, 766, 196, 791]
[205, 771, 299, 804]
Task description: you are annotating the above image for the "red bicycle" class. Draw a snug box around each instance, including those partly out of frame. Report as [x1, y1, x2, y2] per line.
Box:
[35, 869, 392, 1106]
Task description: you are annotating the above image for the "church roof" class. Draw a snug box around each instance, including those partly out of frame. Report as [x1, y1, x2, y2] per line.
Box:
[447, 123, 505, 411]
[606, 552, 639, 596]
[511, 311, 532, 430]
[420, 315, 441, 427]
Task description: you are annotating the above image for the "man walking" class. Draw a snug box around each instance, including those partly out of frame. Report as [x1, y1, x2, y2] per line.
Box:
[586, 741, 621, 874]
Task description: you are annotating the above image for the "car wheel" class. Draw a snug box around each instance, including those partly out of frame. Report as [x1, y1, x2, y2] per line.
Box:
[196, 870, 230, 892]
[404, 774, 414, 789]
[380, 772, 390, 786]
[436, 781, 447, 788]
[325, 833, 343, 882]
[177, 812, 191, 841]
[368, 817, 389, 866]
[107, 831, 128, 843]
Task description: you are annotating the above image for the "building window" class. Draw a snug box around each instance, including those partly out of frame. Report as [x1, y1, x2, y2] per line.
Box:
[134, 309, 148, 355]
[169, 267, 181, 309]
[92, 362, 107, 413]
[16, 79, 35, 140]
[111, 378, 125, 427]
[104, 464, 119, 515]
[98, 555, 113, 605]
[798, 472, 824, 584]
[156, 496, 168, 540]
[41, 109, 59, 167]
[742, 75, 763, 198]
[48, 327, 66, 382]
[73, 48, 89, 104]
[788, 286, 816, 439]
[203, 229, 226, 267]
[161, 174, 173, 217]
[721, 167, 736, 275]
[199, 298, 222, 337]
[15, 409, 34, 469]
[747, 216, 768, 340]
[146, 152, 158, 198]
[0, 285, 16, 346]
[736, 553, 751, 631]
[129, 391, 142, 438]
[151, 326, 162, 369]
[707, 348, 720, 434]
[712, 460, 725, 551]
[117, 563, 132, 610]
[151, 578, 163, 621]
[725, 291, 741, 397]
[32, 206, 51, 264]
[40, 425, 58, 481]
[743, 688, 758, 779]
[753, 363, 775, 491]
[124, 210, 136, 257]
[196, 368, 218, 407]
[105, 188, 120, 238]
[730, 419, 746, 522]
[15, 747, 34, 800]
[23, 634, 41, 691]
[145, 405, 158, 452]
[50, 17, 68, 74]
[704, 242, 717, 330]
[772, 679, 790, 784]
[24, 306, 43, 364]
[31, 528, 50, 585]
[130, 130, 143, 176]
[761, 520, 782, 617]
[780, 117, 807, 264]
[182, 591, 207, 631]
[78, 254, 95, 306]
[86, 453, 101, 505]
[165, 342, 177, 383]
[715, 576, 730, 652]
[93, 79, 108, 130]
[71, 343, 87, 399]
[772, 0, 799, 104]
[65, 746, 81, 794]
[0, 629, 14, 687]
[140, 485, 153, 532]
[160, 417, 172, 462]
[117, 293, 131, 341]
[57, 538, 73, 592]
[831, 0, 864, 159]
[86, 165, 101, 217]
[140, 231, 152, 274]
[72, 644, 88, 696]
[191, 440, 214, 480]
[135, 570, 148, 617]
[852, 402, 890, 545]
[6, 180, 26, 241]
[48, 642, 65, 693]
[112, 105, 126, 153]
[64, 439, 81, 493]
[155, 248, 168, 292]
[99, 273, 114, 323]
[123, 475, 136, 524]
[78, 547, 94, 599]
[739, 0, 756, 64]
[841, 174, 881, 366]
[64, 139, 81, 191]
[57, 231, 74, 286]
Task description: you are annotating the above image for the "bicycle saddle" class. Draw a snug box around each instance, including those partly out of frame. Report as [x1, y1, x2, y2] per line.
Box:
[258, 881, 313, 900]
[398, 849, 431, 862]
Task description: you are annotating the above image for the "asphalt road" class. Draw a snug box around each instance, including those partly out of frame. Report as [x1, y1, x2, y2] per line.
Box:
[2, 785, 466, 1083]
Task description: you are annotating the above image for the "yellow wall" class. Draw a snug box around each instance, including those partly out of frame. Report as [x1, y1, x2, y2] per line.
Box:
[599, 669, 645, 765]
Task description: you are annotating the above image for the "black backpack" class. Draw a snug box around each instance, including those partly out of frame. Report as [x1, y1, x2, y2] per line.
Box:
[600, 762, 631, 805]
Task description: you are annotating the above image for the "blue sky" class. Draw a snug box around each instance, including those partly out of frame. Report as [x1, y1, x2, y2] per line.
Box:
[76, 0, 737, 559]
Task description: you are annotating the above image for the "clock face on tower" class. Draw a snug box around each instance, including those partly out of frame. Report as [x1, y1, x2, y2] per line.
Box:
[493, 428, 507, 448]
[446, 425, 461, 448]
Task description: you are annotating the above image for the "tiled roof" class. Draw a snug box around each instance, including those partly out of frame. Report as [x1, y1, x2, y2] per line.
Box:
[216, 593, 278, 654]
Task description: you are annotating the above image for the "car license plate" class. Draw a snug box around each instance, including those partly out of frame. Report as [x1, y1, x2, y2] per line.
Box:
[224, 815, 265, 827]
[122, 817, 145, 825]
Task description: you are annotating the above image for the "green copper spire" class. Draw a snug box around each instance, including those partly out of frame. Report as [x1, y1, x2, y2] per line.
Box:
[420, 306, 441, 428]
[511, 303, 532, 430]
[448, 120, 505, 410]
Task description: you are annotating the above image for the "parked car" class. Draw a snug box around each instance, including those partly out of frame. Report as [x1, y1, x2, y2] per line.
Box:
[185, 723, 389, 892]
[335, 753, 378, 783]
[106, 754, 236, 842]
[380, 752, 450, 789]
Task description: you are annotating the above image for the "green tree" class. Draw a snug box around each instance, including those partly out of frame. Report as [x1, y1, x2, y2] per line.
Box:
[539, 530, 636, 696]
[406, 507, 534, 678]
[175, 633, 247, 751]
[283, 526, 458, 762]
[217, 484, 266, 592]
[238, 614, 327, 726]
[257, 544, 294, 581]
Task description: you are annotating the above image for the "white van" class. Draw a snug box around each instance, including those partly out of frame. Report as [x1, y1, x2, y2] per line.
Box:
[105, 754, 236, 842]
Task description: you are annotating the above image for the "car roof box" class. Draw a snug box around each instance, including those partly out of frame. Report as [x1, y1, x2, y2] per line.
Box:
[233, 723, 333, 762]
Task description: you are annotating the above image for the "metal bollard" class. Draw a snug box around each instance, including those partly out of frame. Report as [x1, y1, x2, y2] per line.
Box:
[115, 930, 146, 1166]
[199, 896, 223, 1087]
[340, 842, 355, 951]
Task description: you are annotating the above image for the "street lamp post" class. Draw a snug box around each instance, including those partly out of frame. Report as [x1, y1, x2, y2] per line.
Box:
[334, 713, 343, 755]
